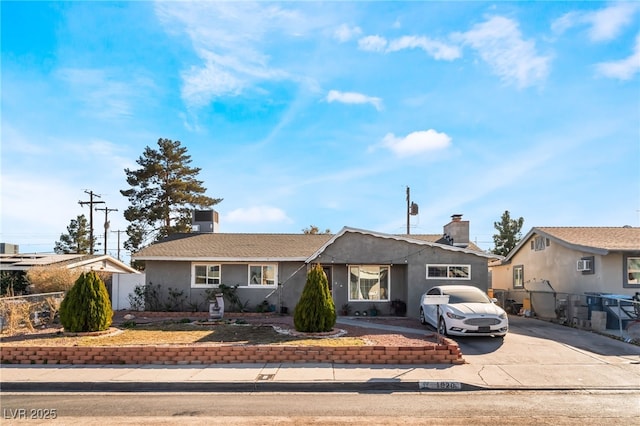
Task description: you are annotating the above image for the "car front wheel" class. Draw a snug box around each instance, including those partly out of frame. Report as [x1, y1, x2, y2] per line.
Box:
[419, 308, 427, 325]
[437, 317, 448, 336]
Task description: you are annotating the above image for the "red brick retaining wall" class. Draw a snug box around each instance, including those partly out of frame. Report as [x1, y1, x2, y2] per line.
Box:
[1, 311, 463, 365]
[1, 344, 463, 365]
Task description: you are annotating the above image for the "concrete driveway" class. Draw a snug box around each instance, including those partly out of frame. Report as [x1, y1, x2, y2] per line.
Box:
[455, 315, 640, 365]
[431, 315, 640, 389]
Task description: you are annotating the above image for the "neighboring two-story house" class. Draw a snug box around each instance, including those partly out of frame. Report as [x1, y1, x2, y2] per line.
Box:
[490, 227, 640, 327]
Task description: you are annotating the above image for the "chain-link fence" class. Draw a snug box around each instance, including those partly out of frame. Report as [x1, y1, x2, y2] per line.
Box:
[491, 288, 640, 343]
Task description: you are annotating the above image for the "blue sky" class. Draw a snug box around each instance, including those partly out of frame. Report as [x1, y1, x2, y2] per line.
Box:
[1, 1, 639, 258]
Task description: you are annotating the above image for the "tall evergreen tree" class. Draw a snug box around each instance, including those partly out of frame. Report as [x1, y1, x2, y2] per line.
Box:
[59, 271, 113, 332]
[492, 210, 525, 256]
[54, 214, 90, 254]
[294, 264, 336, 332]
[121, 138, 222, 252]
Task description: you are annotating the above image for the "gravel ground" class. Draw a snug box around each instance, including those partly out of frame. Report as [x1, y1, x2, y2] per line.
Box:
[113, 312, 439, 347]
[242, 315, 438, 346]
[1, 313, 437, 347]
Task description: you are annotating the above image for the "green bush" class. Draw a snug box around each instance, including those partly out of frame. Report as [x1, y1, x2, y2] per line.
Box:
[59, 271, 113, 332]
[293, 264, 336, 332]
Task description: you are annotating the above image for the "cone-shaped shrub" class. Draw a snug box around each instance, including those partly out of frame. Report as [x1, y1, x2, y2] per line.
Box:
[59, 271, 113, 332]
[293, 264, 336, 332]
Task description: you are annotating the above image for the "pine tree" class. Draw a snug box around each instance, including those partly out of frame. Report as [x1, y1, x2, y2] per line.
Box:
[59, 271, 113, 332]
[54, 214, 90, 254]
[302, 225, 331, 234]
[293, 264, 336, 332]
[492, 210, 525, 256]
[121, 138, 222, 252]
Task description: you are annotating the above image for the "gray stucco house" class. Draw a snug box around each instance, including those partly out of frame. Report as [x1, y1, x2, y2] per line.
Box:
[489, 226, 640, 324]
[133, 215, 499, 318]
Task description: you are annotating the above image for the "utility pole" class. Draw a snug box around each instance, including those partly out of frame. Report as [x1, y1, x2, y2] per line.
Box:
[79, 190, 105, 255]
[95, 206, 118, 255]
[406, 186, 419, 235]
[111, 230, 126, 261]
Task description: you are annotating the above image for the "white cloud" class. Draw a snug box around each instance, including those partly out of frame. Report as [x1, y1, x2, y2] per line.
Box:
[359, 34, 460, 60]
[326, 90, 382, 111]
[589, 3, 639, 41]
[595, 33, 640, 80]
[378, 130, 452, 157]
[155, 2, 315, 108]
[181, 62, 245, 107]
[334, 24, 362, 42]
[0, 122, 49, 155]
[225, 206, 292, 224]
[455, 16, 550, 88]
[552, 2, 640, 42]
[56, 68, 142, 119]
[550, 11, 580, 36]
[0, 173, 92, 251]
[178, 111, 202, 133]
[386, 36, 461, 60]
[358, 35, 388, 52]
[46, 137, 133, 178]
[1, 170, 131, 254]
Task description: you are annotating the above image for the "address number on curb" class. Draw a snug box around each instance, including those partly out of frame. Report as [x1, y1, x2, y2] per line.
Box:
[418, 380, 462, 390]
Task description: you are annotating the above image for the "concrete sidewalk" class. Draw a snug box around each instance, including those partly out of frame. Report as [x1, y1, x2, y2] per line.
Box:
[2, 361, 639, 393]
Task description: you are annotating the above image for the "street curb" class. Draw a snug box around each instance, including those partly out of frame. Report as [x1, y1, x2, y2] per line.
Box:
[1, 381, 484, 393]
[3, 381, 637, 393]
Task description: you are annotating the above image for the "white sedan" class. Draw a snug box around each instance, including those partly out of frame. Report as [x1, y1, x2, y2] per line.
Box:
[419, 285, 508, 337]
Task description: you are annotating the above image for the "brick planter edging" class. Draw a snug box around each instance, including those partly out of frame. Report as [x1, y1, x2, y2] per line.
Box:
[2, 311, 464, 365]
[115, 311, 277, 319]
[1, 343, 463, 365]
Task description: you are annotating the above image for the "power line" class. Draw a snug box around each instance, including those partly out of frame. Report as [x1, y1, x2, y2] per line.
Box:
[78, 190, 105, 254]
[95, 206, 118, 255]
[111, 229, 126, 260]
[406, 186, 419, 235]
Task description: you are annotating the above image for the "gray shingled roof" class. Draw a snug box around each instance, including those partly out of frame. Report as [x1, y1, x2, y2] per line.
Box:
[0, 254, 139, 273]
[535, 227, 640, 251]
[501, 226, 640, 262]
[134, 229, 491, 262]
[134, 233, 335, 261]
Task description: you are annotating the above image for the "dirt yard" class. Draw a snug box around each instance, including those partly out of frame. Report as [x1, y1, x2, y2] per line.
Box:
[0, 313, 436, 348]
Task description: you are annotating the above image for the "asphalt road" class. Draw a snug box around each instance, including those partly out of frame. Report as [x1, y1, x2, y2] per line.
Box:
[1, 391, 638, 425]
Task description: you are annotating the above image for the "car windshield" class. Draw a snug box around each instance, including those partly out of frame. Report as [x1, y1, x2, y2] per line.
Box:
[443, 288, 490, 304]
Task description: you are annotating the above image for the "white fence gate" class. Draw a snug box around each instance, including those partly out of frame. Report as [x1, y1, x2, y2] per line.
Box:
[111, 273, 146, 310]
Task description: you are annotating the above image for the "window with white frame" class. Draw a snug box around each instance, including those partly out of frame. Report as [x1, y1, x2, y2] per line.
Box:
[513, 265, 524, 289]
[249, 264, 277, 286]
[349, 265, 389, 301]
[626, 256, 640, 286]
[192, 264, 221, 287]
[533, 236, 549, 251]
[577, 256, 594, 274]
[426, 264, 470, 280]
